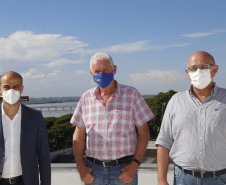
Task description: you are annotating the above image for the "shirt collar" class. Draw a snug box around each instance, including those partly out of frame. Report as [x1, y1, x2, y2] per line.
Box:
[189, 82, 219, 97]
[93, 80, 120, 98]
[211, 82, 219, 96]
[1, 103, 22, 117]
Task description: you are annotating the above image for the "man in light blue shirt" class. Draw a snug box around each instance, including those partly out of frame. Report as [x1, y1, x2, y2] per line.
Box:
[156, 51, 226, 185]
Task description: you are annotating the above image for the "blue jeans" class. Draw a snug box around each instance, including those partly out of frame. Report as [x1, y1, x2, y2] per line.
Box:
[85, 158, 138, 185]
[174, 165, 226, 185]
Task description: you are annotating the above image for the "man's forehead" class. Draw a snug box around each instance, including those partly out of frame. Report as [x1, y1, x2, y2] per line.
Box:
[94, 58, 110, 64]
[92, 59, 111, 67]
[188, 55, 213, 66]
[1, 75, 22, 84]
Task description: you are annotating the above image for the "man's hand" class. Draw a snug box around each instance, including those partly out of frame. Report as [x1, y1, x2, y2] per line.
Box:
[73, 127, 94, 184]
[119, 162, 137, 184]
[78, 165, 95, 184]
[157, 145, 170, 185]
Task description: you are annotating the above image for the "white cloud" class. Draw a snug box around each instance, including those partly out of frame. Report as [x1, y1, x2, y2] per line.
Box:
[21, 69, 62, 96]
[127, 70, 190, 94]
[22, 68, 60, 80]
[0, 30, 88, 61]
[44, 59, 86, 68]
[74, 70, 90, 76]
[211, 46, 226, 52]
[129, 70, 186, 86]
[0, 31, 189, 66]
[84, 40, 189, 54]
[0, 30, 193, 97]
[20, 68, 94, 97]
[181, 29, 226, 38]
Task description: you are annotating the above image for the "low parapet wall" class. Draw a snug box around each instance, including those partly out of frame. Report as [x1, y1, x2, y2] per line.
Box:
[51, 163, 174, 185]
[50, 148, 73, 161]
[50, 142, 174, 184]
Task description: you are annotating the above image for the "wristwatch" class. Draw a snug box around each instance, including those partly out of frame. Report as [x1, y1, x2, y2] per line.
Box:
[132, 158, 141, 166]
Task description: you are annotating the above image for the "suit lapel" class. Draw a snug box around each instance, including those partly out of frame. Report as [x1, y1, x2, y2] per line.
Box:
[0, 104, 5, 174]
[0, 105, 4, 152]
[20, 104, 26, 153]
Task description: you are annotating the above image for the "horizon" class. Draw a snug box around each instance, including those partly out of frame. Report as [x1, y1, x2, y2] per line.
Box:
[27, 94, 156, 99]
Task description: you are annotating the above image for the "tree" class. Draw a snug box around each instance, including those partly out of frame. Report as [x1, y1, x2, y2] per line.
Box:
[55, 113, 73, 124]
[45, 117, 57, 130]
[45, 113, 75, 152]
[146, 90, 177, 139]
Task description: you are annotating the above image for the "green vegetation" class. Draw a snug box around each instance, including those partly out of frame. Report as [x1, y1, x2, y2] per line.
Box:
[45, 114, 74, 152]
[45, 90, 177, 151]
[146, 90, 177, 139]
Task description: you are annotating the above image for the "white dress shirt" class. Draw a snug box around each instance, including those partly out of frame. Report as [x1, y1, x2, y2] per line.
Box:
[2, 104, 22, 178]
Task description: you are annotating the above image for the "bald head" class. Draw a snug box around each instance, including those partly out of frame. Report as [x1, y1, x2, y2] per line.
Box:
[187, 51, 215, 67]
[185, 51, 219, 85]
[0, 71, 23, 86]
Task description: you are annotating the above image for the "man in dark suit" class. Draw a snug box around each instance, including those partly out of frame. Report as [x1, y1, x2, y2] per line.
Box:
[0, 71, 51, 185]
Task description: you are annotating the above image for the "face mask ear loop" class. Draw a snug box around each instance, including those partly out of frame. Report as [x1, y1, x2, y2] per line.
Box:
[210, 66, 216, 79]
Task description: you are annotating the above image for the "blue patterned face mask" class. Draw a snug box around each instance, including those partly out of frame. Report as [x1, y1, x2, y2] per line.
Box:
[93, 71, 114, 88]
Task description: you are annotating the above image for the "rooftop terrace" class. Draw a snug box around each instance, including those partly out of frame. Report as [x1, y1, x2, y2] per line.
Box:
[51, 141, 174, 185]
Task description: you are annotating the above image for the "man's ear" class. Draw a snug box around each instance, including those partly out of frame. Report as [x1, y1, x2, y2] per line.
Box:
[113, 65, 117, 75]
[212, 65, 219, 77]
[21, 86, 24, 94]
[185, 69, 191, 81]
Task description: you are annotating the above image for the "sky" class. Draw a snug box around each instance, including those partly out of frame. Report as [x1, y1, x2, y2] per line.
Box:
[0, 0, 226, 97]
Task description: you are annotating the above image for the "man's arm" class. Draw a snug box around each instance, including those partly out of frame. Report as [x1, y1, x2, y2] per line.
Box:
[157, 145, 170, 185]
[73, 126, 94, 184]
[119, 123, 150, 183]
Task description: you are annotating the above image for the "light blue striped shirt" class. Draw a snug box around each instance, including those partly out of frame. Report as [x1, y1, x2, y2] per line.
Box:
[156, 83, 226, 171]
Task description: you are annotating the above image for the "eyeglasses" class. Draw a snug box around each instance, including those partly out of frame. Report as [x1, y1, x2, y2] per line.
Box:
[187, 64, 215, 72]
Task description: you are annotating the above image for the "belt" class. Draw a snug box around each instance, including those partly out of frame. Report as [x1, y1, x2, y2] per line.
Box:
[175, 164, 226, 178]
[0, 175, 23, 184]
[87, 155, 134, 167]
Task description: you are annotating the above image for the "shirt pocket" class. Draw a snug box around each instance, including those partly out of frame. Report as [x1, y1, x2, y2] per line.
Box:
[111, 110, 133, 132]
[207, 107, 226, 128]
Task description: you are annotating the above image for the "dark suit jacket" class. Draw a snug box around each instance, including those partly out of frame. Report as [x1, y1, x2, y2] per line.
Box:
[0, 103, 51, 185]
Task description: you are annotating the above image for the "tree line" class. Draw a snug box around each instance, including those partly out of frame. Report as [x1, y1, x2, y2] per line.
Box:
[45, 90, 177, 152]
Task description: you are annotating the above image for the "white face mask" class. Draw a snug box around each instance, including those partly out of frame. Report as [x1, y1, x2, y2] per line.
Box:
[2, 89, 21, 105]
[189, 69, 213, 89]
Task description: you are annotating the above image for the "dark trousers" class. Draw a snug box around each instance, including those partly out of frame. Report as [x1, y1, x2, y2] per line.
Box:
[0, 181, 24, 185]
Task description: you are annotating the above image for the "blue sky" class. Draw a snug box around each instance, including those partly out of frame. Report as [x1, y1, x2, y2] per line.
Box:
[0, 0, 225, 97]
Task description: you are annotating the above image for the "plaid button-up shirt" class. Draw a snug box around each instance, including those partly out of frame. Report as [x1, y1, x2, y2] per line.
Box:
[71, 83, 154, 160]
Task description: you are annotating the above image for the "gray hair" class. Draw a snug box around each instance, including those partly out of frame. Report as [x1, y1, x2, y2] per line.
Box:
[90, 52, 114, 71]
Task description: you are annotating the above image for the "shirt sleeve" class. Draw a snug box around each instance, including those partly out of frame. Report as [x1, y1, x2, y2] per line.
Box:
[155, 95, 175, 150]
[132, 90, 154, 127]
[70, 96, 86, 128]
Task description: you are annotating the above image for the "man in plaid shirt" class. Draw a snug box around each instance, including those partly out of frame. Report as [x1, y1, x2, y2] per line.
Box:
[71, 52, 154, 185]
